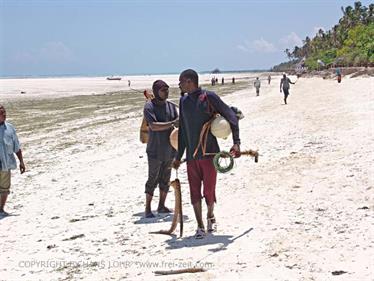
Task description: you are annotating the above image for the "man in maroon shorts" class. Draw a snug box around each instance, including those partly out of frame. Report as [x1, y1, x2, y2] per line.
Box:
[172, 69, 241, 239]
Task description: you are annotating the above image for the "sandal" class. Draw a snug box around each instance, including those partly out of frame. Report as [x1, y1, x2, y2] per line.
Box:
[194, 228, 206, 239]
[207, 216, 217, 233]
[157, 206, 171, 213]
[145, 212, 155, 218]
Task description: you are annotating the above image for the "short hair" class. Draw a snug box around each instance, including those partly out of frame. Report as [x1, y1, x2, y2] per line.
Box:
[180, 69, 199, 86]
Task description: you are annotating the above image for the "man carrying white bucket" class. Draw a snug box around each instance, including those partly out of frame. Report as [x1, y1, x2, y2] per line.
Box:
[172, 69, 241, 239]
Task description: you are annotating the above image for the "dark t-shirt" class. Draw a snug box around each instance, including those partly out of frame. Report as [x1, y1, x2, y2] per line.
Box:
[143, 100, 178, 161]
[281, 77, 292, 90]
[177, 88, 240, 161]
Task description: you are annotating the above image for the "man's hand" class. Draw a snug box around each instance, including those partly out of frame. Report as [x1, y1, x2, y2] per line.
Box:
[280, 89, 283, 93]
[19, 162, 25, 174]
[172, 159, 181, 170]
[229, 144, 241, 158]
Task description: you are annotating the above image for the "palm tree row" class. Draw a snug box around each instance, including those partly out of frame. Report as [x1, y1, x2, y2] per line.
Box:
[282, 1, 374, 70]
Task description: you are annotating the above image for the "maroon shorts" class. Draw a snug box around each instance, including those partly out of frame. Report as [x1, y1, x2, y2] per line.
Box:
[186, 158, 217, 205]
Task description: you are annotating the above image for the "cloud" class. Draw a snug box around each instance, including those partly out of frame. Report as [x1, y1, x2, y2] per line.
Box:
[237, 38, 277, 53]
[11, 42, 73, 65]
[253, 38, 277, 53]
[39, 42, 73, 63]
[279, 32, 303, 48]
[237, 44, 249, 52]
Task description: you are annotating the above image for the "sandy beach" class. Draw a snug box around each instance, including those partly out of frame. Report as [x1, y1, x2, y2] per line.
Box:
[0, 73, 373, 281]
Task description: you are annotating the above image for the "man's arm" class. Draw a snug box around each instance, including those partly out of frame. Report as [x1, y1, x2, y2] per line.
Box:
[172, 99, 186, 169]
[207, 92, 241, 157]
[148, 120, 177, 132]
[207, 92, 240, 144]
[15, 149, 25, 174]
[176, 99, 186, 161]
[280, 79, 283, 92]
[143, 102, 177, 132]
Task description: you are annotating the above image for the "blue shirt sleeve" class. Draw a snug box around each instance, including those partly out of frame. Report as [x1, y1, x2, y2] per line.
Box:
[12, 127, 20, 153]
[206, 92, 240, 145]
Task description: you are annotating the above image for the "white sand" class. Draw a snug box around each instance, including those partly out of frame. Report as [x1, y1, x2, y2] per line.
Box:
[0, 74, 373, 280]
[0, 72, 259, 100]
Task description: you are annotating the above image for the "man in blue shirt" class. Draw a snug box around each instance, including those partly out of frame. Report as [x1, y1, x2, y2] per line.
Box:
[172, 69, 240, 239]
[143, 80, 179, 218]
[0, 105, 25, 216]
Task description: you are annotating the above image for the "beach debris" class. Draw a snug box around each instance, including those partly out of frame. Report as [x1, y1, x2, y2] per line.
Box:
[69, 218, 86, 223]
[47, 244, 57, 250]
[285, 263, 298, 269]
[269, 253, 279, 257]
[20, 91, 26, 94]
[149, 178, 183, 237]
[357, 206, 369, 210]
[51, 216, 60, 220]
[154, 267, 206, 275]
[62, 234, 85, 241]
[331, 270, 347, 276]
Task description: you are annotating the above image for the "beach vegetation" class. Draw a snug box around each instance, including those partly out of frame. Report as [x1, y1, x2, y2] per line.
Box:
[274, 1, 374, 71]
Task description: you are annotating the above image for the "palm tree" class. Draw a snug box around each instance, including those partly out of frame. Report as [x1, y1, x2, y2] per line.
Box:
[285, 48, 292, 60]
[368, 3, 374, 23]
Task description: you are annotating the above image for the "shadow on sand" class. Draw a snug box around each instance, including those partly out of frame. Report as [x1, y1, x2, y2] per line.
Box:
[132, 211, 189, 225]
[0, 212, 20, 221]
[164, 227, 254, 252]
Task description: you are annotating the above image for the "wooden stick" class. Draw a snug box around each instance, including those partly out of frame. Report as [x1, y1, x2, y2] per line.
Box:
[154, 267, 206, 275]
[241, 149, 259, 162]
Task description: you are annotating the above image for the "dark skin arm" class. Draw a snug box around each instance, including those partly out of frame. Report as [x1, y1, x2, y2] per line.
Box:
[148, 118, 178, 132]
[15, 149, 25, 174]
[229, 143, 241, 158]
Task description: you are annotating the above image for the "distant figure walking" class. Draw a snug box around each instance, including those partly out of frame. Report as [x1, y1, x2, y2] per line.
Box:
[232, 77, 235, 84]
[221, 77, 224, 85]
[280, 73, 295, 105]
[254, 77, 261, 96]
[128, 80, 131, 87]
[335, 67, 342, 83]
[268, 75, 271, 85]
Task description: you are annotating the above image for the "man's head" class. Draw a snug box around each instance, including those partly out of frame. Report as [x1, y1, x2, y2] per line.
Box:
[179, 69, 199, 94]
[152, 80, 169, 101]
[256, 77, 259, 80]
[0, 105, 6, 123]
[283, 72, 286, 78]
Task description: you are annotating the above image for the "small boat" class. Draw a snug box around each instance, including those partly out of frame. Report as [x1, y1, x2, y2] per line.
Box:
[106, 76, 122, 81]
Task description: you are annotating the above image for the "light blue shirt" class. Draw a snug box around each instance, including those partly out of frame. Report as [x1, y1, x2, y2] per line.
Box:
[0, 122, 21, 171]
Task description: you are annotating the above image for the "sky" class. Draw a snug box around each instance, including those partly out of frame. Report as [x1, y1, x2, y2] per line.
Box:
[0, 0, 372, 77]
